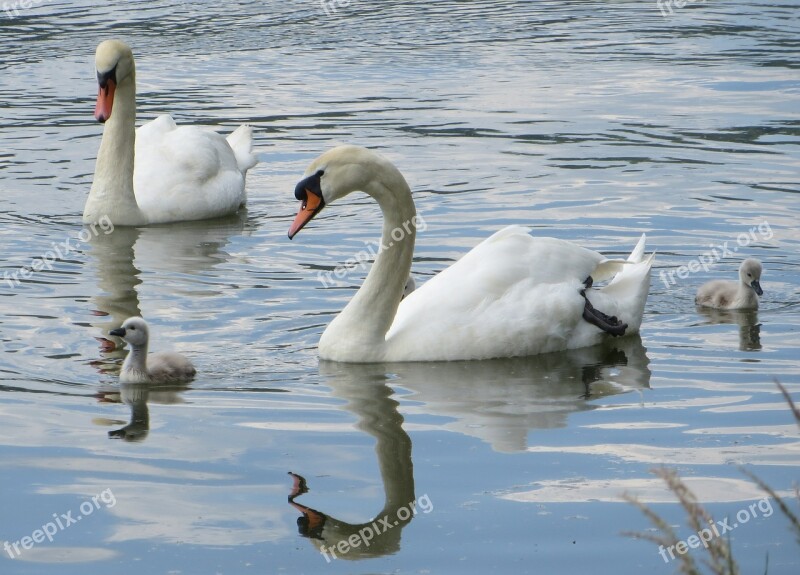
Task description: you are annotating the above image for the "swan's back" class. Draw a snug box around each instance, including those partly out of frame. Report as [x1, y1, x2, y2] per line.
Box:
[134, 115, 254, 223]
[385, 227, 649, 361]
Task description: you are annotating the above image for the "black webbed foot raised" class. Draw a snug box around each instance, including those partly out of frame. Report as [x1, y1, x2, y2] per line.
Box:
[581, 289, 627, 337]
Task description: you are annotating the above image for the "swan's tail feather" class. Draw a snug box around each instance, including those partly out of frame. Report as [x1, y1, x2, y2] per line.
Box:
[227, 124, 258, 173]
[599, 234, 654, 334]
[593, 259, 629, 282]
[608, 235, 654, 285]
[592, 235, 653, 283]
[628, 233, 647, 264]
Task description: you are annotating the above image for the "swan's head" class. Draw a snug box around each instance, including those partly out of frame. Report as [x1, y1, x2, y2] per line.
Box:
[94, 39, 135, 123]
[288, 146, 400, 239]
[109, 317, 150, 347]
[739, 258, 763, 295]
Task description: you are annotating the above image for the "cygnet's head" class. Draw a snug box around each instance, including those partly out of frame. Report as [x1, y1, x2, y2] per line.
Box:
[739, 258, 763, 295]
[109, 317, 150, 347]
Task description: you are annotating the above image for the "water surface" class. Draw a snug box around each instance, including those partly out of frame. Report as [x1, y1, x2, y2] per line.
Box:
[1, 1, 798, 574]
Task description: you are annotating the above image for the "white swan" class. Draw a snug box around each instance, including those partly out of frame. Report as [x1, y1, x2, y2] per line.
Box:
[695, 258, 763, 310]
[84, 40, 257, 226]
[288, 146, 654, 362]
[109, 317, 196, 383]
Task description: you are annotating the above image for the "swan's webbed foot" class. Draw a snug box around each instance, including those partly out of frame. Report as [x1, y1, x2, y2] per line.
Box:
[581, 289, 628, 337]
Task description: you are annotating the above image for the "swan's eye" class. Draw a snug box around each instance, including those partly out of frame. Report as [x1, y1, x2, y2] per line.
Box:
[316, 170, 324, 178]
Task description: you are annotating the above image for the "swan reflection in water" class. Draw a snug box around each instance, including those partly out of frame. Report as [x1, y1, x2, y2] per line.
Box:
[85, 212, 250, 347]
[96, 381, 190, 441]
[395, 335, 651, 453]
[87, 214, 249, 437]
[288, 370, 416, 560]
[288, 337, 650, 558]
[696, 306, 761, 351]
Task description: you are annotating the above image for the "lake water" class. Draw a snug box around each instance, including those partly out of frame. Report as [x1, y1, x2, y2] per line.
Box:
[1, 0, 798, 573]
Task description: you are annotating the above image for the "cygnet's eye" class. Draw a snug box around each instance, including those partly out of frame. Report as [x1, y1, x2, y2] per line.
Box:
[747, 273, 752, 277]
[129, 326, 136, 330]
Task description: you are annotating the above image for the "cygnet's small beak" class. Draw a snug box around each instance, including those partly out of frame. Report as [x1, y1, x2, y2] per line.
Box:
[95, 69, 117, 123]
[751, 279, 763, 296]
[109, 327, 126, 337]
[288, 171, 325, 239]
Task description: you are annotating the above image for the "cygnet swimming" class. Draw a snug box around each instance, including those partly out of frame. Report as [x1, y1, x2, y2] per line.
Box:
[695, 258, 763, 310]
[109, 317, 196, 383]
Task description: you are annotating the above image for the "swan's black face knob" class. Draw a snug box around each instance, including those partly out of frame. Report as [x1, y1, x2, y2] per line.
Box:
[94, 65, 118, 123]
[289, 170, 326, 239]
[97, 66, 117, 90]
[294, 170, 324, 201]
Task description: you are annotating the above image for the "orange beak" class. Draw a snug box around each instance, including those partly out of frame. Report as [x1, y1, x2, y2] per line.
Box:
[288, 191, 324, 239]
[94, 79, 116, 123]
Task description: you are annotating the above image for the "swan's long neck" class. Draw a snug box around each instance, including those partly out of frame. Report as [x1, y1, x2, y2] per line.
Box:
[84, 70, 145, 226]
[322, 167, 416, 359]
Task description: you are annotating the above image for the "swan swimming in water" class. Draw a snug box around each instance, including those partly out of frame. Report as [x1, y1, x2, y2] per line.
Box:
[110, 317, 196, 383]
[695, 258, 763, 310]
[288, 145, 654, 363]
[85, 39, 257, 226]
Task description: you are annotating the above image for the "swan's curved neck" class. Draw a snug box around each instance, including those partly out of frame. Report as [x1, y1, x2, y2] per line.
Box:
[322, 168, 416, 359]
[84, 70, 146, 226]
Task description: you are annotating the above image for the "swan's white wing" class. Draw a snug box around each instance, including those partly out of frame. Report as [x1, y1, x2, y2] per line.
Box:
[134, 115, 248, 223]
[384, 226, 618, 361]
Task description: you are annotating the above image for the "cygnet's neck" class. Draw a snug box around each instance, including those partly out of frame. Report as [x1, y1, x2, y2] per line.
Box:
[84, 70, 146, 226]
[122, 341, 149, 378]
[736, 280, 759, 307]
